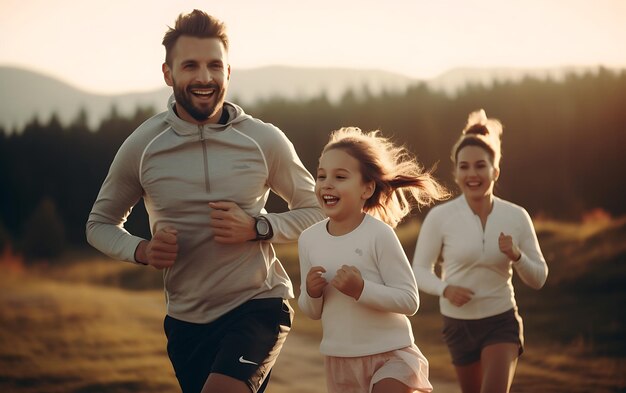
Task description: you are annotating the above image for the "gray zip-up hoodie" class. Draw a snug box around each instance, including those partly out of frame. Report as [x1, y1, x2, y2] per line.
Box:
[87, 97, 324, 323]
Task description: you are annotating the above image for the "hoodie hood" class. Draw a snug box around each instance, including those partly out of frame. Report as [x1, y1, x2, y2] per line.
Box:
[164, 94, 252, 136]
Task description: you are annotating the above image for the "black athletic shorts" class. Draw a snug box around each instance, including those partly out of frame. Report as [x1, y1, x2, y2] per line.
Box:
[442, 308, 524, 366]
[164, 298, 293, 393]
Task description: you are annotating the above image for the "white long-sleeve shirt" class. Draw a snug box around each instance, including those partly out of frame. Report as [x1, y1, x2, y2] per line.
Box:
[298, 214, 419, 357]
[412, 196, 548, 320]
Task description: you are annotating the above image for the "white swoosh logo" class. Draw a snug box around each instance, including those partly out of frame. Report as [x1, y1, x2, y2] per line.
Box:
[238, 356, 258, 365]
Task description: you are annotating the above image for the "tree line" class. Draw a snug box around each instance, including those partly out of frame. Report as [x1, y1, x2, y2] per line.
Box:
[1, 67, 625, 259]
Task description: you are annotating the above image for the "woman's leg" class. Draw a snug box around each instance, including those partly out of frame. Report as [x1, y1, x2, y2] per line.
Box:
[479, 343, 519, 393]
[454, 361, 482, 393]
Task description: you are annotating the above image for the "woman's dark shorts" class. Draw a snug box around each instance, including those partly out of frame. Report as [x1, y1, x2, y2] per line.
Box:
[442, 308, 524, 366]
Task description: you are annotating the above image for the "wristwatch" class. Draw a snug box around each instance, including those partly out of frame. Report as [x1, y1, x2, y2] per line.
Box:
[254, 216, 273, 240]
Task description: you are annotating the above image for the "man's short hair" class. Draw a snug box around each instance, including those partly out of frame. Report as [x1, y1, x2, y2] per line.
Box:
[162, 9, 229, 66]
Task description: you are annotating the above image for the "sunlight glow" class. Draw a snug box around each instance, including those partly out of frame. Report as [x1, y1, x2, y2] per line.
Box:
[1, 0, 625, 94]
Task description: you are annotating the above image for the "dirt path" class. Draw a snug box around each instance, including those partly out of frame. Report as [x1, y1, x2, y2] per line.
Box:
[270, 332, 460, 393]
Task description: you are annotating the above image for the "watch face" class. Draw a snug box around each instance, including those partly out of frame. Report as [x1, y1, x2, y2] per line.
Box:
[256, 218, 270, 236]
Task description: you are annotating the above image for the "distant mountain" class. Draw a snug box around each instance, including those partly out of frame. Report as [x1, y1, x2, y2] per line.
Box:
[0, 64, 618, 132]
[427, 66, 610, 94]
[229, 65, 414, 103]
[0, 65, 414, 131]
[0, 66, 171, 131]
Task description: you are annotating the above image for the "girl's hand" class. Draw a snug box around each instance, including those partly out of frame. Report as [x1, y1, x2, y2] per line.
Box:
[306, 266, 328, 298]
[499, 232, 521, 261]
[443, 285, 475, 307]
[331, 265, 364, 301]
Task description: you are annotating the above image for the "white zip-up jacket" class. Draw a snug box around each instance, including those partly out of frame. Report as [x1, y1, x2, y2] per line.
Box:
[412, 196, 548, 320]
[87, 97, 324, 323]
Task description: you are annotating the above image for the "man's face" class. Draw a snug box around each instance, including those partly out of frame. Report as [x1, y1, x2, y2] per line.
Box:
[163, 36, 230, 124]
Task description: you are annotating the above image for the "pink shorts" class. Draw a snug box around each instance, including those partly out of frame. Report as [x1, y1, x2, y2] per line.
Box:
[324, 344, 433, 393]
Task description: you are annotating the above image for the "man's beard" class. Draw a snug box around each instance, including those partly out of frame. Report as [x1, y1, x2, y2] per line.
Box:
[172, 81, 226, 122]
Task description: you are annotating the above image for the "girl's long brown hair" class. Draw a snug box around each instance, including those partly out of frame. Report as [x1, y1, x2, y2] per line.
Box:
[323, 127, 450, 228]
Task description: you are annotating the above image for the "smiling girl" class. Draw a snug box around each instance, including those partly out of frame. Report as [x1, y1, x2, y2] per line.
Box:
[298, 127, 448, 393]
[412, 110, 549, 393]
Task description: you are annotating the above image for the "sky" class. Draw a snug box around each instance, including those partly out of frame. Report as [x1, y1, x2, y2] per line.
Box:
[1, 0, 625, 94]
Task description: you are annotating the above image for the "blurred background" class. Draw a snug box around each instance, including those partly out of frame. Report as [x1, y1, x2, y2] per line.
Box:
[1, 0, 625, 392]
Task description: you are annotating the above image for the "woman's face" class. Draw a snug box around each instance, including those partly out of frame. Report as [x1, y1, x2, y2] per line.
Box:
[454, 145, 499, 200]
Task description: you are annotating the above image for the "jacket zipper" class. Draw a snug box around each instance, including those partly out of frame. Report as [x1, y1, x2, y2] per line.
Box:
[474, 215, 486, 253]
[199, 125, 210, 193]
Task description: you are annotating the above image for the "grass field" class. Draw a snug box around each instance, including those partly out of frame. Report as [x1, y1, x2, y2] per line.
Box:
[0, 215, 624, 392]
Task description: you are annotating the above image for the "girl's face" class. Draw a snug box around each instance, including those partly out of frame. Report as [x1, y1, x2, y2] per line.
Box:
[315, 149, 374, 224]
[454, 145, 499, 200]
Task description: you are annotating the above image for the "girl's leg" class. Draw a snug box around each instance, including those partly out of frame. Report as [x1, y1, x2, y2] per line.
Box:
[372, 378, 412, 393]
[454, 361, 482, 393]
[479, 343, 519, 393]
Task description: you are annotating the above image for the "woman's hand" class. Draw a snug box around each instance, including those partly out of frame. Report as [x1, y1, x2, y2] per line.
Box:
[443, 285, 475, 307]
[499, 232, 521, 261]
